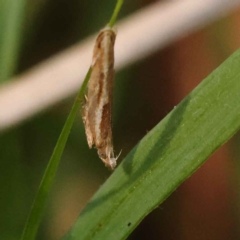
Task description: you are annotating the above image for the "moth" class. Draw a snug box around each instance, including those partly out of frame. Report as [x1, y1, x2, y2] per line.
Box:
[82, 27, 118, 170]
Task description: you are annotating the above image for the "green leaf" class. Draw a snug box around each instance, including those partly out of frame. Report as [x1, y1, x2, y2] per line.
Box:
[108, 0, 124, 28]
[0, 0, 25, 82]
[20, 68, 92, 240]
[63, 49, 240, 240]
[20, 0, 125, 238]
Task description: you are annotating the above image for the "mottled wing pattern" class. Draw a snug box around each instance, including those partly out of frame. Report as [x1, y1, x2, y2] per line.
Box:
[82, 27, 117, 170]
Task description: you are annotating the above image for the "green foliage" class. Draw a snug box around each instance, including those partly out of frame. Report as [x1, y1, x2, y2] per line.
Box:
[62, 49, 240, 240]
[20, 68, 92, 240]
[108, 0, 124, 28]
[21, 0, 124, 239]
[0, 0, 25, 82]
[0, 0, 238, 237]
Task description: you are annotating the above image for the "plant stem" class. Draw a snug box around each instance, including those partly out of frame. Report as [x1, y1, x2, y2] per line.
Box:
[108, 0, 124, 28]
[20, 68, 92, 240]
[21, 0, 124, 238]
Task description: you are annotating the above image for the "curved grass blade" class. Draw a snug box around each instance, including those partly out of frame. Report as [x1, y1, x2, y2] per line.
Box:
[21, 0, 125, 238]
[63, 49, 240, 240]
[20, 68, 92, 240]
[108, 0, 124, 28]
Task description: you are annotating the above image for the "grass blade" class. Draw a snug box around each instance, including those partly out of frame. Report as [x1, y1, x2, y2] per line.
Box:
[0, 0, 25, 82]
[20, 68, 92, 240]
[108, 0, 124, 28]
[63, 49, 240, 240]
[20, 0, 125, 238]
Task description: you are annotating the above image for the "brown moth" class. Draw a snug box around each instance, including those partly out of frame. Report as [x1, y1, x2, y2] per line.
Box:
[82, 27, 118, 170]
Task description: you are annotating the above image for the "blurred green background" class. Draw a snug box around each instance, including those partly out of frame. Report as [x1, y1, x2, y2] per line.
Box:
[1, 0, 240, 239]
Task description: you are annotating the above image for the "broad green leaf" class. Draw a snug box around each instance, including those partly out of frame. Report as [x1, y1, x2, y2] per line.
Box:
[63, 49, 240, 240]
